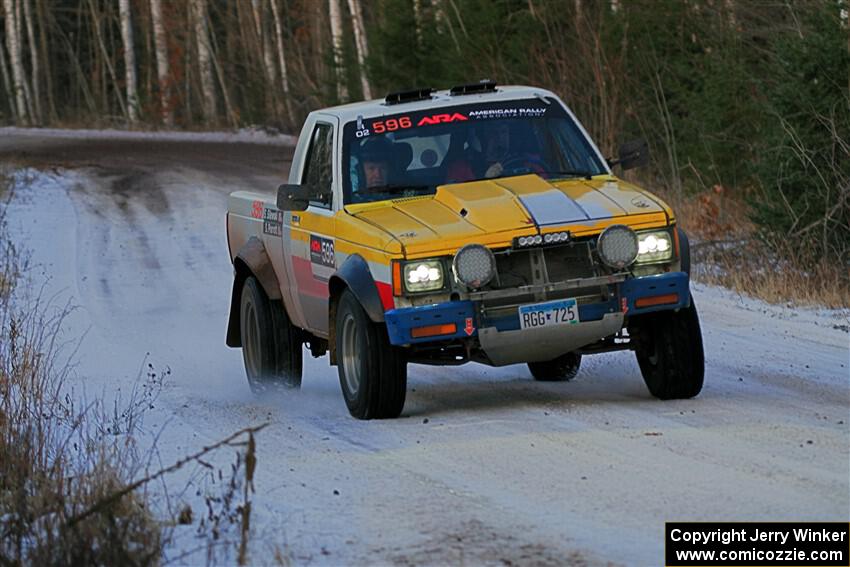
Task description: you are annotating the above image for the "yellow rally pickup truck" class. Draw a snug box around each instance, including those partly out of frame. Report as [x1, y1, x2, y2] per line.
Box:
[225, 81, 704, 419]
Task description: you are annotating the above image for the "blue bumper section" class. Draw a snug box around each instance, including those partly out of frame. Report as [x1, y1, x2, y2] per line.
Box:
[385, 301, 476, 346]
[385, 272, 690, 346]
[620, 271, 690, 315]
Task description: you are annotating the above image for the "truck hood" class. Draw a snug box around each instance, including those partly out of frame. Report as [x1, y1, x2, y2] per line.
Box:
[346, 174, 671, 256]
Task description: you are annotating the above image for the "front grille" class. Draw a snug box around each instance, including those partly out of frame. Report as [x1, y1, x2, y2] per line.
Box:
[544, 242, 598, 282]
[490, 241, 597, 289]
[481, 241, 605, 309]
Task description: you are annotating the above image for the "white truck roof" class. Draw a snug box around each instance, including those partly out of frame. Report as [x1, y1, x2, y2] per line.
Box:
[311, 85, 560, 123]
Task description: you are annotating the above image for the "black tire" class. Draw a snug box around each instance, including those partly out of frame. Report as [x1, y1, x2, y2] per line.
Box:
[336, 289, 407, 419]
[528, 352, 582, 382]
[240, 276, 303, 393]
[633, 295, 704, 399]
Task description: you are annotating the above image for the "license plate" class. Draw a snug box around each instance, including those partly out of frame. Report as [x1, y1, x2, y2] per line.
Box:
[518, 298, 580, 330]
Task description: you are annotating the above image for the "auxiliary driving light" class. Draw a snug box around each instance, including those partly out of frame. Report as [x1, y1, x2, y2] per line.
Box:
[452, 244, 496, 289]
[516, 231, 569, 248]
[597, 224, 639, 269]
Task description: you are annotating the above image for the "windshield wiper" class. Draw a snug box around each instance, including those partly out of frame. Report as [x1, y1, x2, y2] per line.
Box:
[542, 170, 595, 180]
[368, 184, 430, 194]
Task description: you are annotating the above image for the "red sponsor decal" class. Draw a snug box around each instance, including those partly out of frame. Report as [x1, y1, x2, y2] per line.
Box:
[417, 113, 468, 126]
[621, 297, 628, 314]
[251, 200, 263, 219]
[464, 317, 474, 336]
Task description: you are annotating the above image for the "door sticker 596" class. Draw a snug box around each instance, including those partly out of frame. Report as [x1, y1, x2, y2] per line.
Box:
[310, 235, 335, 268]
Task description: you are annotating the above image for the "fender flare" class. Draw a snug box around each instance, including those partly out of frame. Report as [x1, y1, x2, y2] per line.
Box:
[329, 254, 386, 323]
[327, 255, 386, 365]
[676, 227, 691, 277]
[226, 237, 281, 347]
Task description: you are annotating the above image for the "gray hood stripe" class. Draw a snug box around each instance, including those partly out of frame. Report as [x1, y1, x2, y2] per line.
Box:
[518, 190, 608, 227]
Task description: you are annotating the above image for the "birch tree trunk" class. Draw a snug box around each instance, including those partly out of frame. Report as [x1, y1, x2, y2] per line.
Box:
[251, 0, 276, 86]
[22, 0, 40, 122]
[328, 0, 347, 101]
[269, 0, 294, 124]
[251, 0, 279, 118]
[347, 0, 371, 99]
[434, 0, 461, 53]
[191, 0, 218, 125]
[149, 0, 173, 125]
[87, 0, 128, 120]
[13, 0, 34, 119]
[118, 0, 139, 123]
[412, 0, 423, 49]
[35, 0, 54, 121]
[3, 0, 28, 123]
[0, 41, 18, 121]
[208, 25, 238, 129]
[313, 0, 325, 82]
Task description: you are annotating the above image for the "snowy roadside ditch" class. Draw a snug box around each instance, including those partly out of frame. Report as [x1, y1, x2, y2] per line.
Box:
[0, 126, 298, 146]
[0, 166, 273, 565]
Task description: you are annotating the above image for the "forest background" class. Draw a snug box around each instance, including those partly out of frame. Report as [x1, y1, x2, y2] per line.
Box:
[1, 0, 848, 304]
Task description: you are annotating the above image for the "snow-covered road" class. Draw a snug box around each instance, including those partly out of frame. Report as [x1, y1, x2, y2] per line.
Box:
[3, 132, 848, 565]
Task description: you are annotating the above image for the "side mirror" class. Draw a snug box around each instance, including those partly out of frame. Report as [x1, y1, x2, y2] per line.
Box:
[276, 184, 310, 211]
[610, 139, 649, 171]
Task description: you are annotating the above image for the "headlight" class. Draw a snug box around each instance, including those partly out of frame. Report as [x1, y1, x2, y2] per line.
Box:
[636, 230, 673, 263]
[452, 244, 496, 289]
[403, 260, 445, 293]
[597, 224, 638, 269]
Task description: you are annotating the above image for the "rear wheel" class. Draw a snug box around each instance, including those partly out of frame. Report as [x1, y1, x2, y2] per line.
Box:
[632, 296, 704, 399]
[528, 352, 582, 382]
[240, 276, 302, 393]
[336, 289, 407, 419]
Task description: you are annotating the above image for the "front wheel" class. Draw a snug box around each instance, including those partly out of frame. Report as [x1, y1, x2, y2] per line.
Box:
[336, 289, 407, 419]
[240, 276, 303, 393]
[632, 296, 704, 399]
[528, 352, 582, 382]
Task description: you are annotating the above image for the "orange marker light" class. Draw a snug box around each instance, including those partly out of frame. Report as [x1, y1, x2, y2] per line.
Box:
[673, 228, 680, 258]
[411, 323, 457, 339]
[635, 293, 679, 308]
[392, 261, 403, 296]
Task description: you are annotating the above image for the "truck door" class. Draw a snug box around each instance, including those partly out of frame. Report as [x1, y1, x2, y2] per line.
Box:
[286, 119, 337, 335]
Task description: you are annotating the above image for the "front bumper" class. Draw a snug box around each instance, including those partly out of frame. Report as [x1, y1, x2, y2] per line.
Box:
[384, 271, 690, 363]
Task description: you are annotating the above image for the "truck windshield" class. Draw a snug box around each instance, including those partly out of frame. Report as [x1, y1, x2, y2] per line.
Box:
[341, 97, 607, 204]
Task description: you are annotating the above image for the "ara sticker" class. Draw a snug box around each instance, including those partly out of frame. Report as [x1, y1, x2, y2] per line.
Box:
[262, 207, 283, 237]
[309, 235, 335, 268]
[417, 113, 467, 126]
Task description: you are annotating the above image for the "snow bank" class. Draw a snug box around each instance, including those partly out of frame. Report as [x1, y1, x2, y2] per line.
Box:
[0, 126, 297, 146]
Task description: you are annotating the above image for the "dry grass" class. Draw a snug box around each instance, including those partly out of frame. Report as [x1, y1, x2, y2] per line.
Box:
[659, 184, 849, 309]
[0, 172, 264, 566]
[0, 243, 162, 564]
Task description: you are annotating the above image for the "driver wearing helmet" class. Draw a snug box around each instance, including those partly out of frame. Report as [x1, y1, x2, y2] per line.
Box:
[481, 122, 512, 178]
[358, 137, 392, 192]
